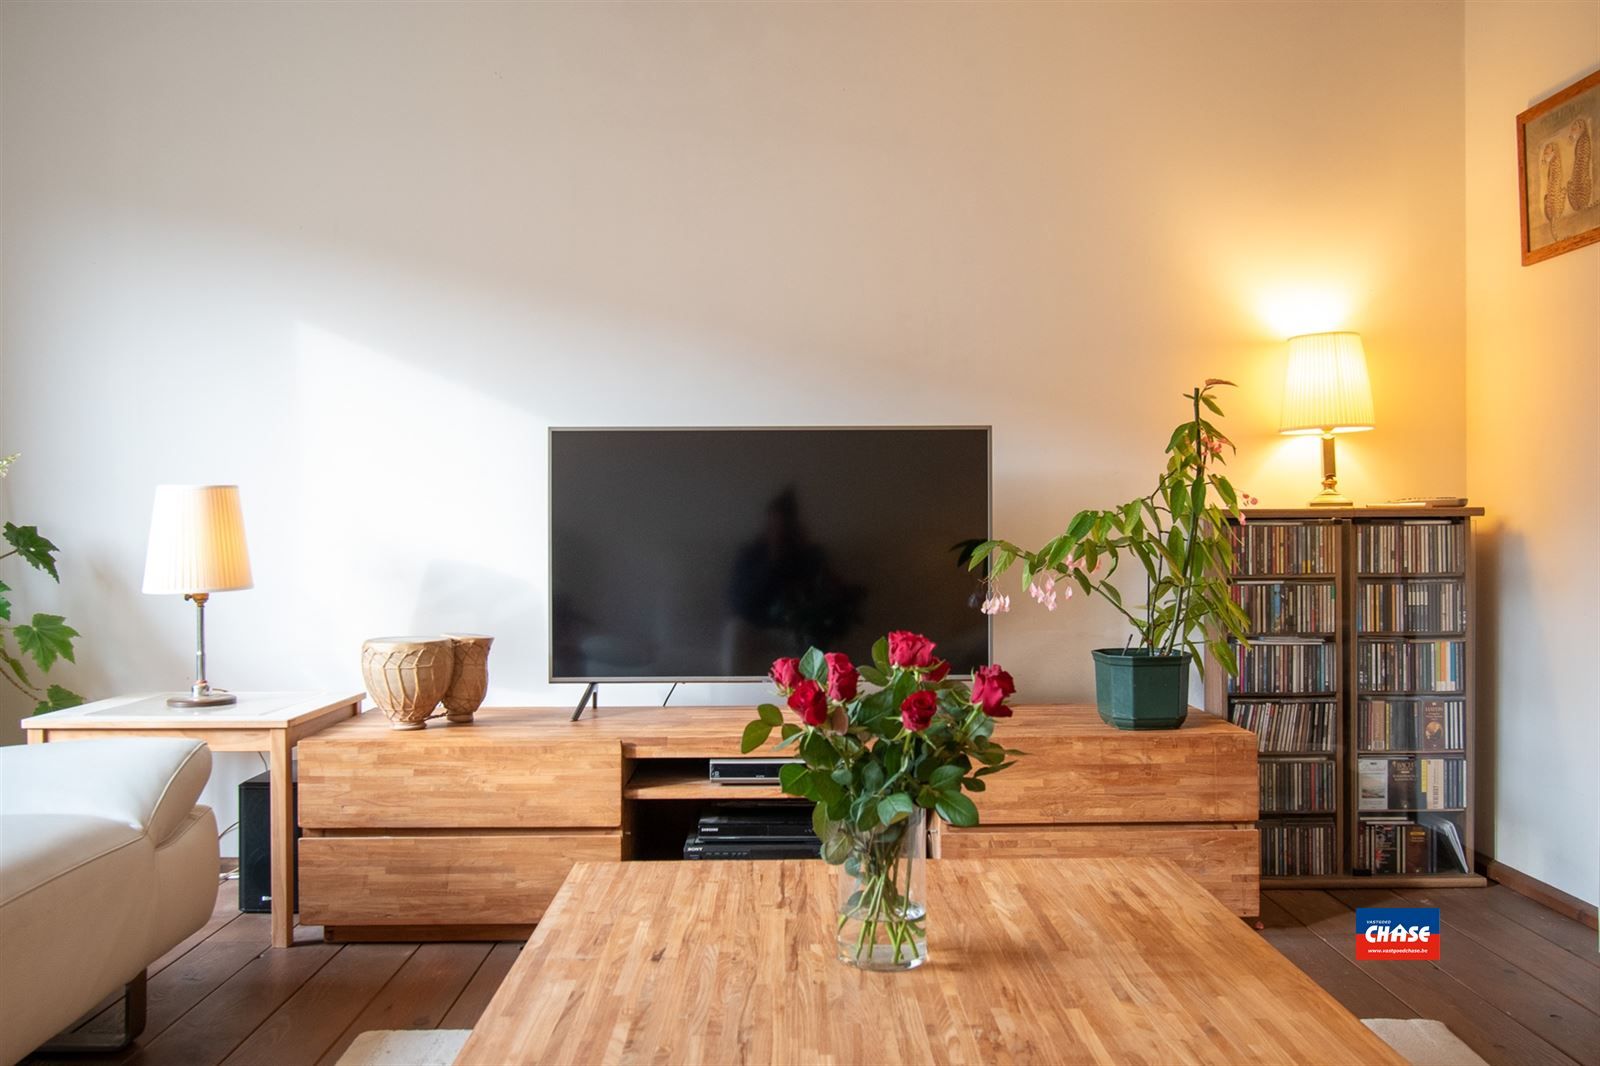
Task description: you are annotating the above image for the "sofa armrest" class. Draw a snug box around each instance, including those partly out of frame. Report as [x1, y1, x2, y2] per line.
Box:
[0, 739, 213, 846]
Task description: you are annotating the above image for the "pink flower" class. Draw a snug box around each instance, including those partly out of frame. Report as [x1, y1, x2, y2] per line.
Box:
[980, 593, 1011, 615]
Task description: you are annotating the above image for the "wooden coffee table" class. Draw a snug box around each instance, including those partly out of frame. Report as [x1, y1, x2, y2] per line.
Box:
[459, 857, 1401, 1065]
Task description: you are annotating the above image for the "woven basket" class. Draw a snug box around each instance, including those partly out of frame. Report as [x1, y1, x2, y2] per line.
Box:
[361, 637, 455, 730]
[442, 634, 493, 723]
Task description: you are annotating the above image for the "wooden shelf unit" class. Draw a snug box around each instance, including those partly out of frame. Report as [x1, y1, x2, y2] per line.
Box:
[1207, 507, 1485, 888]
[296, 703, 1261, 939]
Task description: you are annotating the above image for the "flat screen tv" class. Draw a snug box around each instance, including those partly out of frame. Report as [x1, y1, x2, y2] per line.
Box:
[549, 427, 991, 682]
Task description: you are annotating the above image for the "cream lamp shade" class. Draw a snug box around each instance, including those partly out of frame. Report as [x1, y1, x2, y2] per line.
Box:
[142, 485, 254, 595]
[1279, 332, 1376, 435]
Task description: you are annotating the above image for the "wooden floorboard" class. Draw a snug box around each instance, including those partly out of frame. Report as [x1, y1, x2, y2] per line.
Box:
[1397, 886, 1600, 1008]
[316, 943, 493, 1066]
[1270, 889, 1585, 1066]
[1256, 896, 1421, 1021]
[439, 942, 522, 1032]
[221, 944, 416, 1066]
[1477, 884, 1600, 963]
[21, 876, 1598, 1066]
[1329, 888, 1600, 1066]
[123, 942, 340, 1066]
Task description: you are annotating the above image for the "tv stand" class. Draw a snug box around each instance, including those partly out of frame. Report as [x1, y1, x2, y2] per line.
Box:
[570, 682, 599, 721]
[294, 704, 1259, 940]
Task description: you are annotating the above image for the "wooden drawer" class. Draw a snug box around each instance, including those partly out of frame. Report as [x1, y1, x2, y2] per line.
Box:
[297, 732, 622, 829]
[298, 832, 621, 927]
[971, 730, 1257, 824]
[935, 823, 1259, 916]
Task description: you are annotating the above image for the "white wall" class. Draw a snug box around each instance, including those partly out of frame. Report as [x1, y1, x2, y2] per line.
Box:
[1464, 3, 1600, 906]
[1, 2, 1468, 843]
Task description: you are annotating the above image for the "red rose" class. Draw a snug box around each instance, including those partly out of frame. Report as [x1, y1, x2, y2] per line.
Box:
[900, 689, 938, 732]
[824, 652, 858, 702]
[770, 657, 802, 693]
[972, 664, 1016, 717]
[887, 631, 937, 669]
[925, 660, 950, 683]
[788, 678, 829, 726]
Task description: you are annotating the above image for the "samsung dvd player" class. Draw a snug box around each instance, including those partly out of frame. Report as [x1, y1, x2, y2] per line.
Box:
[708, 758, 802, 784]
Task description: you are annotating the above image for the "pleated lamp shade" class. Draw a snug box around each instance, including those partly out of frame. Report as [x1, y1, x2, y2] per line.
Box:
[141, 485, 254, 594]
[1279, 332, 1376, 435]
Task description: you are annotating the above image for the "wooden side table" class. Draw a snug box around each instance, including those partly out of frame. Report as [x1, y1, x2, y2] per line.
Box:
[24, 691, 363, 948]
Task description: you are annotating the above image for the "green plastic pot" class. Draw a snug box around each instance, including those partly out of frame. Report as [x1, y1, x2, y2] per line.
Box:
[1090, 648, 1191, 730]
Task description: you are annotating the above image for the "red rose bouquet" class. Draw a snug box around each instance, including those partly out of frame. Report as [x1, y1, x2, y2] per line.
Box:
[742, 630, 1021, 970]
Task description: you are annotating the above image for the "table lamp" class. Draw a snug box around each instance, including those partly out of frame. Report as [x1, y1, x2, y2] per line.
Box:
[1279, 331, 1375, 507]
[142, 485, 253, 706]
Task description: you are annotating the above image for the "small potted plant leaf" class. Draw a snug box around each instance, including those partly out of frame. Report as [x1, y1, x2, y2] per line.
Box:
[969, 381, 1253, 729]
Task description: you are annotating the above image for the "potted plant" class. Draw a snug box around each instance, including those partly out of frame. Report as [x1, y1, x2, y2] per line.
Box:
[0, 453, 84, 715]
[741, 631, 1021, 971]
[968, 380, 1253, 729]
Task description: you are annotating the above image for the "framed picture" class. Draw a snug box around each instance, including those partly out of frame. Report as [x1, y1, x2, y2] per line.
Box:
[1518, 69, 1600, 265]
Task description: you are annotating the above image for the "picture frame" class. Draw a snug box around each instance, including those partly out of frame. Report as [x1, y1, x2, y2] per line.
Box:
[1517, 69, 1600, 266]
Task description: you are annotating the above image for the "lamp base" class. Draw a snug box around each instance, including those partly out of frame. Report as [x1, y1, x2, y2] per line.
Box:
[1307, 488, 1354, 508]
[167, 690, 237, 708]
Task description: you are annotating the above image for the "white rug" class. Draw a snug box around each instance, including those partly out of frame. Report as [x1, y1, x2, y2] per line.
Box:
[335, 1029, 472, 1066]
[1364, 1019, 1490, 1066]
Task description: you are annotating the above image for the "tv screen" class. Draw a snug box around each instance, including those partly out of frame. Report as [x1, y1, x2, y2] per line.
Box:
[549, 427, 991, 681]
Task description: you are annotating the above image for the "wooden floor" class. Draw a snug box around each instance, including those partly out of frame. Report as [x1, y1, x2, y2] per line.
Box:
[26, 877, 1599, 1066]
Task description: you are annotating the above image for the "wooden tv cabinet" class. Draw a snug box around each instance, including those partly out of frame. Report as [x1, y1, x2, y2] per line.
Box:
[296, 704, 1257, 940]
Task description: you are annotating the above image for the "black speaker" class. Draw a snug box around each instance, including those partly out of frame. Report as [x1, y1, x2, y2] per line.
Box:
[238, 768, 298, 914]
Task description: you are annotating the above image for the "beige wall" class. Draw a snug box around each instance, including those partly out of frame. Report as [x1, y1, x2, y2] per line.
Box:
[1, 3, 1467, 832]
[1464, 3, 1599, 905]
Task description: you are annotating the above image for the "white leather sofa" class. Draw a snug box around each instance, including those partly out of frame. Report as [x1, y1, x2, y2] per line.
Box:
[0, 738, 219, 1064]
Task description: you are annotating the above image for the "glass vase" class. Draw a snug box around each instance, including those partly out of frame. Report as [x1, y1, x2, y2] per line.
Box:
[835, 806, 927, 971]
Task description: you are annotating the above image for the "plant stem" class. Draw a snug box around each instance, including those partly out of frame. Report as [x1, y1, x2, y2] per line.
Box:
[0, 663, 36, 700]
[1165, 388, 1206, 655]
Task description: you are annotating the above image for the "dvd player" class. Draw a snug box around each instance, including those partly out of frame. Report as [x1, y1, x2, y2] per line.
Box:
[708, 758, 801, 784]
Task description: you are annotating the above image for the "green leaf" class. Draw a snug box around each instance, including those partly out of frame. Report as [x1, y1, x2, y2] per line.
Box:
[3, 524, 60, 581]
[935, 791, 979, 828]
[871, 636, 889, 671]
[799, 647, 826, 683]
[740, 719, 773, 753]
[779, 762, 811, 794]
[854, 798, 881, 831]
[812, 802, 832, 841]
[857, 664, 888, 688]
[800, 730, 838, 769]
[861, 762, 884, 793]
[756, 703, 782, 726]
[34, 684, 83, 715]
[929, 764, 965, 790]
[877, 792, 915, 826]
[821, 832, 853, 865]
[965, 777, 986, 792]
[0, 578, 9, 621]
[0, 643, 31, 687]
[14, 613, 77, 671]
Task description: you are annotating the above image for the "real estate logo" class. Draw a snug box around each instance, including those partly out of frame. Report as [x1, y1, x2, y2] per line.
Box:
[1355, 907, 1441, 960]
